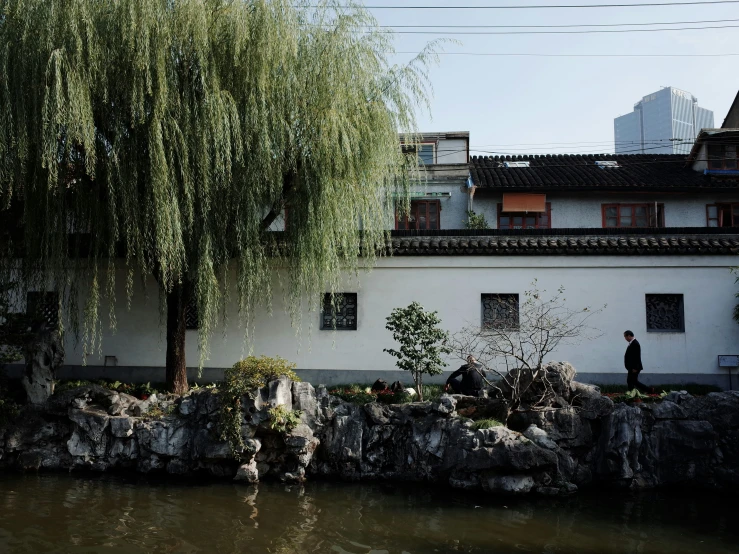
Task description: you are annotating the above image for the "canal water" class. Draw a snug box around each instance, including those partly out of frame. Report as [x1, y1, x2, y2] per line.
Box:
[0, 473, 736, 553]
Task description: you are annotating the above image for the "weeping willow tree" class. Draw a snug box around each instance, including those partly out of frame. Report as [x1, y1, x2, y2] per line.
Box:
[0, 0, 437, 393]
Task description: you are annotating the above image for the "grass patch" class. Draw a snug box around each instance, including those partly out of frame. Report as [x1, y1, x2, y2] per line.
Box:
[596, 383, 721, 396]
[472, 418, 503, 430]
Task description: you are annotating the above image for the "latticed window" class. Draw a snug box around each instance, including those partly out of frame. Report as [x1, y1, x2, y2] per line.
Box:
[645, 294, 684, 332]
[320, 293, 358, 331]
[185, 298, 199, 330]
[26, 291, 59, 328]
[481, 294, 519, 329]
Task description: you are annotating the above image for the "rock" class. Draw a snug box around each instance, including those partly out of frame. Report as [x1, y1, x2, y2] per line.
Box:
[523, 425, 558, 450]
[292, 381, 319, 426]
[595, 404, 643, 482]
[22, 327, 64, 405]
[650, 401, 687, 420]
[481, 474, 535, 494]
[110, 416, 134, 438]
[136, 418, 190, 457]
[69, 408, 110, 443]
[663, 391, 691, 404]
[234, 459, 260, 483]
[178, 397, 195, 416]
[434, 394, 456, 415]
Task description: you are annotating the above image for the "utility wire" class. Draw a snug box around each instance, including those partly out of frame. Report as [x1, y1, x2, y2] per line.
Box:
[334, 17, 739, 29]
[394, 51, 739, 57]
[312, 1, 739, 9]
[370, 23, 739, 34]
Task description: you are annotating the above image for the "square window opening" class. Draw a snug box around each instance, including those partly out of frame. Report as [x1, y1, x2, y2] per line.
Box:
[321, 293, 358, 331]
[645, 294, 684, 333]
[482, 293, 520, 330]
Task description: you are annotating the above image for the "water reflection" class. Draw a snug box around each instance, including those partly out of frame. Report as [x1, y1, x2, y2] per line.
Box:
[0, 473, 736, 553]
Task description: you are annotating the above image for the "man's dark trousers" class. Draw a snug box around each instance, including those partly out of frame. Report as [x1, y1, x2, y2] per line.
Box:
[627, 370, 650, 394]
[625, 338, 650, 393]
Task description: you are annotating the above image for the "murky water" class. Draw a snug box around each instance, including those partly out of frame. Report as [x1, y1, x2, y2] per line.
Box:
[0, 473, 736, 553]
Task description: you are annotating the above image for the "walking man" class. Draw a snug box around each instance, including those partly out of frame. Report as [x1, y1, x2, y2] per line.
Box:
[624, 330, 652, 394]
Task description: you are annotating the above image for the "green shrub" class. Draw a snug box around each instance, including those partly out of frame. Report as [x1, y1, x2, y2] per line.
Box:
[220, 356, 300, 458]
[224, 356, 300, 397]
[268, 405, 303, 433]
[472, 418, 502, 430]
[465, 210, 490, 230]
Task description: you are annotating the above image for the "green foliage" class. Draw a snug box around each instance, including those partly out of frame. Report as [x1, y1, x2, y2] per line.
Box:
[54, 378, 162, 399]
[0, 0, 438, 379]
[384, 302, 452, 401]
[329, 385, 411, 405]
[465, 211, 490, 230]
[267, 405, 303, 434]
[220, 356, 299, 458]
[472, 418, 503, 430]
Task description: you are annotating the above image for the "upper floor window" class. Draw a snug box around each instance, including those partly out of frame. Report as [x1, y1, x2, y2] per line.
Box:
[708, 144, 738, 170]
[402, 143, 435, 165]
[396, 200, 441, 230]
[706, 203, 739, 227]
[497, 203, 551, 230]
[602, 204, 664, 228]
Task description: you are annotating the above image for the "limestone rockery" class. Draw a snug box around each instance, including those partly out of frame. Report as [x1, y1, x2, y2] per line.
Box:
[1, 365, 738, 495]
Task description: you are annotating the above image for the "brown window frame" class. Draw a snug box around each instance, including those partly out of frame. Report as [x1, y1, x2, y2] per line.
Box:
[497, 202, 551, 230]
[395, 200, 441, 230]
[706, 203, 739, 227]
[601, 203, 665, 229]
[707, 144, 738, 170]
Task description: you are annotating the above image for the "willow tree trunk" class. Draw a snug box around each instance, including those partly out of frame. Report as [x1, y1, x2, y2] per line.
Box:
[165, 283, 189, 394]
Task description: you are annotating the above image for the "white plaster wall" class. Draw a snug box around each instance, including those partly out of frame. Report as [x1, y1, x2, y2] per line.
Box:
[64, 256, 739, 378]
[471, 192, 739, 229]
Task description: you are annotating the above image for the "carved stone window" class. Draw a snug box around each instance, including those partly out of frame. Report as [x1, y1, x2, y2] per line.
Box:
[645, 294, 684, 332]
[26, 291, 59, 328]
[320, 293, 358, 331]
[185, 298, 199, 330]
[481, 294, 519, 329]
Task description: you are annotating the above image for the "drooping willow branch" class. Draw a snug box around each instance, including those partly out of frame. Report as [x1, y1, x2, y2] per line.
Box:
[0, 0, 438, 368]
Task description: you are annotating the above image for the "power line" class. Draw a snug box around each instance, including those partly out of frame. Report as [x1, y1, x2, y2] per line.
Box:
[395, 51, 739, 57]
[370, 23, 739, 34]
[341, 17, 739, 29]
[313, 1, 739, 9]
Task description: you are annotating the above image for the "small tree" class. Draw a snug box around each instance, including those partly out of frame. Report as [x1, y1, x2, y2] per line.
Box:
[465, 210, 490, 230]
[449, 282, 605, 418]
[384, 302, 452, 401]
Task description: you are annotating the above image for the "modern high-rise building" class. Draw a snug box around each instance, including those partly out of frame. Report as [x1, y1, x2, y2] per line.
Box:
[614, 87, 714, 155]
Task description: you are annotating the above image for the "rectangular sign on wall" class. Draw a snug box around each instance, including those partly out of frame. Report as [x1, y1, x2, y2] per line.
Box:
[718, 355, 739, 367]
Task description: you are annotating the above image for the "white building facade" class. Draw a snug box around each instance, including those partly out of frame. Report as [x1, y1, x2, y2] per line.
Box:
[13, 131, 739, 388]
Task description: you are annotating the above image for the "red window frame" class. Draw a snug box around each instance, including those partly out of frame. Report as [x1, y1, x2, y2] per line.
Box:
[706, 203, 739, 227]
[497, 202, 551, 229]
[602, 203, 664, 228]
[395, 200, 441, 230]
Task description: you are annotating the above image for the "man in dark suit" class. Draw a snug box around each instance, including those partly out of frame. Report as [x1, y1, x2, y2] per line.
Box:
[624, 330, 652, 394]
[445, 355, 486, 397]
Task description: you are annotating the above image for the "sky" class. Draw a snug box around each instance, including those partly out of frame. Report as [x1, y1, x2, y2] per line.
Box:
[365, 0, 739, 156]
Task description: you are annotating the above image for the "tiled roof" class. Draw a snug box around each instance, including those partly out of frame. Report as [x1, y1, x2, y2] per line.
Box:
[469, 153, 732, 190]
[388, 233, 739, 256]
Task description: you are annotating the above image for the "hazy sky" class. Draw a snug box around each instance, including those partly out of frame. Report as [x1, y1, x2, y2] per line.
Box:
[370, 0, 739, 155]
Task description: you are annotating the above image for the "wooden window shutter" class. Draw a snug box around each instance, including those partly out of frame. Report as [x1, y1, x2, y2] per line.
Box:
[502, 193, 547, 213]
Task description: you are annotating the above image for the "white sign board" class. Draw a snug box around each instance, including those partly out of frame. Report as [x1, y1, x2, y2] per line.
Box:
[718, 355, 739, 367]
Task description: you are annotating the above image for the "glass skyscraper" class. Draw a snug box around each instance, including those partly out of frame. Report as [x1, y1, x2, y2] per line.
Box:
[614, 87, 714, 155]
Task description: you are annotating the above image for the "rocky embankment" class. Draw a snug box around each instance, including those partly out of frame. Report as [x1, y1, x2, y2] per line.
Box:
[1, 365, 738, 495]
